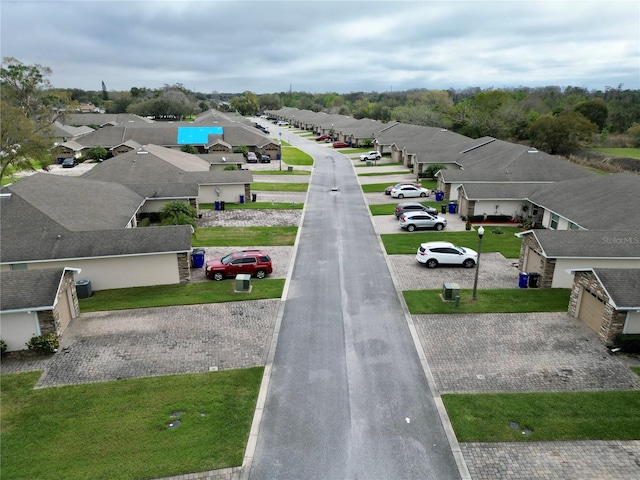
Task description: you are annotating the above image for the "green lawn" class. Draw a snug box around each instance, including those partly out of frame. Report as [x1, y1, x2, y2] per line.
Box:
[1, 368, 263, 480]
[443, 391, 640, 442]
[251, 182, 308, 192]
[200, 201, 303, 210]
[250, 169, 311, 175]
[382, 226, 523, 258]
[78, 279, 285, 312]
[193, 226, 297, 246]
[281, 146, 314, 166]
[357, 169, 412, 175]
[403, 288, 571, 314]
[588, 147, 640, 159]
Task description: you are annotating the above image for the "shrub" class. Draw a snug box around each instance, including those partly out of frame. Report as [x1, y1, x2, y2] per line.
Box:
[26, 333, 59, 354]
[615, 334, 640, 353]
[0, 338, 6, 355]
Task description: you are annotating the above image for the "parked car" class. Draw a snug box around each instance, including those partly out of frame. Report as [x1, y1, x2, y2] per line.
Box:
[399, 212, 447, 232]
[260, 154, 271, 163]
[394, 202, 439, 218]
[315, 134, 331, 141]
[61, 157, 77, 168]
[359, 150, 382, 161]
[332, 141, 350, 148]
[277, 121, 289, 126]
[205, 250, 273, 281]
[415, 241, 477, 268]
[390, 185, 431, 198]
[246, 152, 258, 163]
[385, 182, 421, 195]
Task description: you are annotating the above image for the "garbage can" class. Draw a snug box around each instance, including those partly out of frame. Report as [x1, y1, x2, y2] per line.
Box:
[191, 248, 205, 268]
[239, 194, 245, 204]
[435, 191, 444, 202]
[441, 204, 447, 214]
[214, 200, 220, 211]
[528, 272, 540, 288]
[518, 272, 529, 288]
[252, 193, 257, 202]
[448, 202, 457, 214]
[220, 201, 225, 211]
[75, 279, 92, 299]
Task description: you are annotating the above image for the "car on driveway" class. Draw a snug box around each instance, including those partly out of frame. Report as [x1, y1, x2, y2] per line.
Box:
[332, 141, 350, 148]
[385, 182, 421, 195]
[315, 134, 331, 141]
[394, 202, 439, 218]
[246, 152, 258, 163]
[359, 150, 381, 161]
[62, 157, 78, 168]
[416, 241, 477, 268]
[260, 154, 271, 163]
[206, 250, 273, 281]
[399, 212, 447, 231]
[390, 185, 431, 198]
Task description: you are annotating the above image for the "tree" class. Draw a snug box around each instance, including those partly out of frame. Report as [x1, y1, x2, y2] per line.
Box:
[231, 91, 260, 115]
[627, 123, 640, 147]
[528, 112, 598, 155]
[160, 201, 197, 227]
[574, 98, 608, 131]
[424, 163, 446, 179]
[181, 145, 198, 154]
[85, 146, 108, 162]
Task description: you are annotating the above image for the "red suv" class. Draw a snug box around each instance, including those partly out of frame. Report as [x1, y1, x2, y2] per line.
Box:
[205, 250, 273, 281]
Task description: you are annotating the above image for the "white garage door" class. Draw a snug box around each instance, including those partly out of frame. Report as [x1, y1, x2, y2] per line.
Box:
[624, 311, 640, 334]
[525, 247, 543, 273]
[578, 288, 607, 333]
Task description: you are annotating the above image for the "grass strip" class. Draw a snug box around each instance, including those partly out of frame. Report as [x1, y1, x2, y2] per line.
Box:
[193, 226, 297, 246]
[200, 202, 303, 210]
[442, 391, 640, 442]
[251, 182, 308, 191]
[403, 288, 571, 314]
[382, 227, 522, 258]
[282, 146, 314, 166]
[250, 169, 311, 175]
[1, 368, 263, 480]
[79, 279, 284, 312]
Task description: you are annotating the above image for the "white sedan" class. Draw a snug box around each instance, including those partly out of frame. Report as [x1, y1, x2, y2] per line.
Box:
[390, 185, 431, 198]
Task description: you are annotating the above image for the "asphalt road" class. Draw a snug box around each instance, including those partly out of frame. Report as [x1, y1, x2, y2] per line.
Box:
[247, 128, 460, 479]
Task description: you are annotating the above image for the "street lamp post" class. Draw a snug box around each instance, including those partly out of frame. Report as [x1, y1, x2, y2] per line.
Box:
[471, 226, 485, 300]
[278, 133, 282, 171]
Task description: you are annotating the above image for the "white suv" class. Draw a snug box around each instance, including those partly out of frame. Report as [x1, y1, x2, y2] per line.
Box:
[416, 241, 477, 269]
[359, 151, 382, 161]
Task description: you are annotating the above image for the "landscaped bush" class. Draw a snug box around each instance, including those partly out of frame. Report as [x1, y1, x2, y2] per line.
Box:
[469, 214, 518, 223]
[26, 333, 59, 354]
[0, 338, 6, 355]
[615, 334, 640, 353]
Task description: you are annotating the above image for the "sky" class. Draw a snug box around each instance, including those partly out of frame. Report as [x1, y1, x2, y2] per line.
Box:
[1, 0, 639, 95]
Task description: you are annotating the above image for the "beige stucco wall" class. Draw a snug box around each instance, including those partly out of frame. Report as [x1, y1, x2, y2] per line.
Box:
[3, 254, 182, 291]
[0, 311, 40, 352]
[138, 198, 189, 214]
[198, 184, 246, 204]
[554, 258, 640, 288]
[472, 200, 525, 218]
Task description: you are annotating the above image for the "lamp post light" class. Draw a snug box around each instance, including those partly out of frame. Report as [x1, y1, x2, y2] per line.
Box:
[278, 133, 282, 171]
[471, 226, 485, 300]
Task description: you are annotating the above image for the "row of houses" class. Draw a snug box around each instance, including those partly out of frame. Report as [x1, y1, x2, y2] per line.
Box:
[267, 107, 640, 347]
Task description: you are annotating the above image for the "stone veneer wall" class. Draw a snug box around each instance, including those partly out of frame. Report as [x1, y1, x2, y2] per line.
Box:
[568, 271, 623, 345]
[518, 233, 556, 288]
[36, 271, 79, 337]
[37, 311, 56, 337]
[178, 252, 191, 283]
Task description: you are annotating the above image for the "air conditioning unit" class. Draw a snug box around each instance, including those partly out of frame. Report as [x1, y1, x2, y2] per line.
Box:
[235, 274, 252, 293]
[442, 282, 460, 301]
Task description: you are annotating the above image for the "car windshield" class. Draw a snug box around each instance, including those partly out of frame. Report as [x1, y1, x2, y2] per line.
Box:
[454, 246, 465, 253]
[220, 253, 234, 265]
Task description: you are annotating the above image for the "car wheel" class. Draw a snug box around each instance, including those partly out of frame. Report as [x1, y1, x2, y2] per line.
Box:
[376, 156, 381, 160]
[407, 224, 416, 232]
[255, 269, 266, 279]
[435, 223, 444, 231]
[213, 272, 224, 281]
[426, 259, 438, 269]
[463, 259, 476, 268]
[398, 194, 404, 198]
[420, 192, 427, 197]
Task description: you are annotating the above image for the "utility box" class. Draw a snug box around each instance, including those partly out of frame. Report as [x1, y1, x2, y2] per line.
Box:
[75, 279, 92, 299]
[235, 274, 252, 293]
[442, 282, 460, 301]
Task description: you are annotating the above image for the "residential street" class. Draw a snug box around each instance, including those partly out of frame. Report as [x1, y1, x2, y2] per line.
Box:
[245, 130, 461, 479]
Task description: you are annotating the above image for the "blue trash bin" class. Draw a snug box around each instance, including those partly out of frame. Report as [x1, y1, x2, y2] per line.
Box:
[191, 248, 205, 268]
[448, 202, 457, 214]
[519, 272, 529, 288]
[435, 191, 444, 202]
[214, 200, 220, 211]
[240, 194, 245, 204]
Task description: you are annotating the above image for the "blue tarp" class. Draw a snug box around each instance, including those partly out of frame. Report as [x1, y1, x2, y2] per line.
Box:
[177, 126, 223, 145]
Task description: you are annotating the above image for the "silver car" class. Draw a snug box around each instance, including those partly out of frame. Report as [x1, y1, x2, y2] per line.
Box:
[399, 211, 447, 232]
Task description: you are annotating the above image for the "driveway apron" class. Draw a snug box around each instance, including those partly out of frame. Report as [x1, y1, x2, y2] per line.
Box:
[247, 132, 460, 479]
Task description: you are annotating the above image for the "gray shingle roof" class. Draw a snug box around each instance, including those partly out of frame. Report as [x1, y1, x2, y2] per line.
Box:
[1, 268, 65, 311]
[593, 268, 640, 308]
[523, 230, 640, 258]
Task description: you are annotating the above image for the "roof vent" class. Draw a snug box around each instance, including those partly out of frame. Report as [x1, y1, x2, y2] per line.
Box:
[528, 148, 538, 153]
[137, 150, 148, 155]
[0, 193, 12, 198]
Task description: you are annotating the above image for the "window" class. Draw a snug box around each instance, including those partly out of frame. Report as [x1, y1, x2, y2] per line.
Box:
[569, 222, 580, 230]
[10, 263, 27, 271]
[550, 213, 559, 229]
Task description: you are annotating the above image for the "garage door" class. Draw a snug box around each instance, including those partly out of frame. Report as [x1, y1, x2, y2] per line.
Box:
[525, 247, 543, 273]
[578, 287, 607, 333]
[56, 288, 74, 334]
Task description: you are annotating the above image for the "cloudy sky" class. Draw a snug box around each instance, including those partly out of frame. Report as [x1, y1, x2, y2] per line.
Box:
[2, 0, 639, 94]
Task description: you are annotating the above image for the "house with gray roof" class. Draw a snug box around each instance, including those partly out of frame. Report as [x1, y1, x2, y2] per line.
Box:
[567, 268, 640, 345]
[0, 268, 80, 352]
